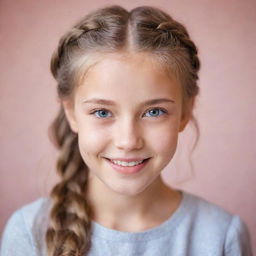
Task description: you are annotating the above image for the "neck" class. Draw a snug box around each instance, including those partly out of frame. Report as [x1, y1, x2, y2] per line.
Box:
[86, 174, 180, 231]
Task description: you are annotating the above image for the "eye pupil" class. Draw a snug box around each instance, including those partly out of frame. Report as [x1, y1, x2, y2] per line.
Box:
[99, 110, 107, 117]
[150, 109, 159, 116]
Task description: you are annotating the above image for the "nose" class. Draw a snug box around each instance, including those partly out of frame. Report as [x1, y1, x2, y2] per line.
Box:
[114, 117, 144, 151]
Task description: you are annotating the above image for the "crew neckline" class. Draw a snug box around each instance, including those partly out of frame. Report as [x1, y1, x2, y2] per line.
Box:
[91, 190, 191, 241]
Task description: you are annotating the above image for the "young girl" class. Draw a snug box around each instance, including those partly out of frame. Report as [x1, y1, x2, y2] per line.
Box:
[0, 5, 252, 256]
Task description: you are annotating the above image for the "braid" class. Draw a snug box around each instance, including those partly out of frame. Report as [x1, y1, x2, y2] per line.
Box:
[156, 21, 200, 77]
[46, 107, 92, 255]
[130, 6, 200, 98]
[50, 24, 98, 80]
[51, 5, 129, 80]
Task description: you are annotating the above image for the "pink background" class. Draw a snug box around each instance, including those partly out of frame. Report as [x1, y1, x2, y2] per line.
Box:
[0, 0, 255, 253]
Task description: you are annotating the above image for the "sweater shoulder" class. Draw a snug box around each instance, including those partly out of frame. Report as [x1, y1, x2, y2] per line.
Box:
[182, 191, 252, 254]
[18, 197, 50, 229]
[0, 197, 51, 256]
[184, 192, 234, 230]
[3, 197, 50, 232]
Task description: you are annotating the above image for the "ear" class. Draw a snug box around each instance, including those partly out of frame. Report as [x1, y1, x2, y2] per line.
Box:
[62, 100, 78, 133]
[178, 97, 195, 132]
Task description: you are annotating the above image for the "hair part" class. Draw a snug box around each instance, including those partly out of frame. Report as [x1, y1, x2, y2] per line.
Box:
[46, 4, 200, 255]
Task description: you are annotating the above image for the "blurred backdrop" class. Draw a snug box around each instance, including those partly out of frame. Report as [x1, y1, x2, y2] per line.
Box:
[0, 0, 255, 253]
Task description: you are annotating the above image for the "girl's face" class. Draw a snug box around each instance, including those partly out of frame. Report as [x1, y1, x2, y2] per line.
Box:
[63, 52, 191, 196]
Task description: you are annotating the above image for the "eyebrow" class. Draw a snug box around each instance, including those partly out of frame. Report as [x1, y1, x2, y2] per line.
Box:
[83, 98, 175, 106]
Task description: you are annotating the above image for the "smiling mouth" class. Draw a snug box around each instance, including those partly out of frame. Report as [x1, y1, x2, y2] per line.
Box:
[104, 158, 151, 167]
[104, 157, 151, 174]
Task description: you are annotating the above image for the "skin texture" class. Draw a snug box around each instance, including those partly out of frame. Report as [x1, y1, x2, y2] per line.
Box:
[62, 52, 191, 231]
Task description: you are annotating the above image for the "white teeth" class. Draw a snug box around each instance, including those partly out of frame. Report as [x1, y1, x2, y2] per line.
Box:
[111, 159, 144, 167]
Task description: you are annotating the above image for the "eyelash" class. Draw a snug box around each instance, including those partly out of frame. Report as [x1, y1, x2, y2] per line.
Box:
[90, 108, 168, 119]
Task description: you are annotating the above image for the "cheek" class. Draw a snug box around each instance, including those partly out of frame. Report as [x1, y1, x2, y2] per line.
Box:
[77, 121, 110, 157]
[147, 121, 179, 156]
[154, 132, 178, 155]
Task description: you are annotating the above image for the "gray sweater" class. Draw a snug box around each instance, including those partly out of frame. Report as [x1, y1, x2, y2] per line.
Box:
[0, 190, 253, 256]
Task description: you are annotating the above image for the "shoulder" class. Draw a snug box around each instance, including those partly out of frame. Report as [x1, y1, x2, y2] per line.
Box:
[182, 191, 252, 255]
[1, 197, 49, 235]
[18, 197, 50, 228]
[184, 192, 233, 227]
[0, 197, 51, 256]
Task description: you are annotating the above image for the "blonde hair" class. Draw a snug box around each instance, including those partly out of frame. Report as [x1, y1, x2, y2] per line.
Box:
[46, 5, 200, 255]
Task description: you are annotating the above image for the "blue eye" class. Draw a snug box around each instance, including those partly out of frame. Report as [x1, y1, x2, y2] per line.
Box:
[93, 109, 112, 118]
[144, 108, 166, 117]
[91, 108, 166, 119]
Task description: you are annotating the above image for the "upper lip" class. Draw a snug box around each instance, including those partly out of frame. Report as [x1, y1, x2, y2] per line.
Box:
[104, 157, 150, 162]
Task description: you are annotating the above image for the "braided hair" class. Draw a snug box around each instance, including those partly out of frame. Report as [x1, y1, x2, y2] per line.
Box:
[45, 5, 200, 255]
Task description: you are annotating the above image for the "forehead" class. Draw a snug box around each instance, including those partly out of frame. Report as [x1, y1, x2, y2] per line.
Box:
[75, 52, 181, 99]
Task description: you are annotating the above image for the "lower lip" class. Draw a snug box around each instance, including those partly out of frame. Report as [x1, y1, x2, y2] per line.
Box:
[105, 158, 150, 174]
